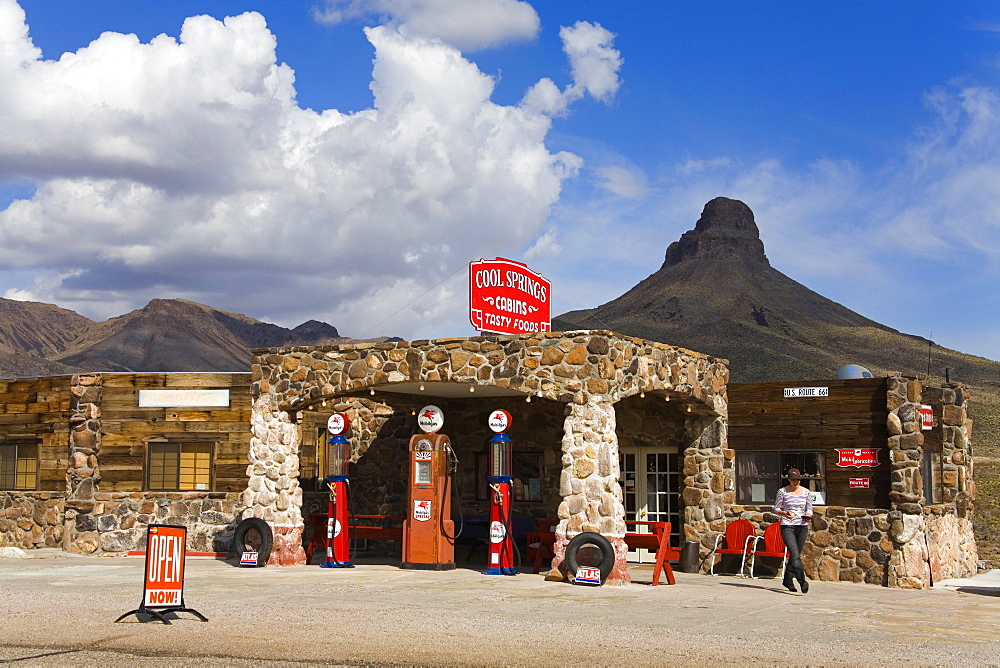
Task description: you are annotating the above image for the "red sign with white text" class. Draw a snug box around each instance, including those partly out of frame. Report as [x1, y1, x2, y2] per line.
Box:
[836, 448, 881, 468]
[920, 405, 934, 431]
[143, 525, 187, 608]
[849, 478, 870, 489]
[469, 258, 551, 335]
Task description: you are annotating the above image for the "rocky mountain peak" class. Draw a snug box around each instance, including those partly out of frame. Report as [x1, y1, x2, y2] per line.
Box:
[662, 196, 769, 267]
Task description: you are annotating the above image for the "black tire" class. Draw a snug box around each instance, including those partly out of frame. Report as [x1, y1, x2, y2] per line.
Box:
[564, 531, 615, 584]
[232, 518, 273, 567]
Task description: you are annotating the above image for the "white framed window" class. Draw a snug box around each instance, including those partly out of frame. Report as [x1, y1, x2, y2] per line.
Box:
[146, 442, 213, 491]
[736, 451, 826, 505]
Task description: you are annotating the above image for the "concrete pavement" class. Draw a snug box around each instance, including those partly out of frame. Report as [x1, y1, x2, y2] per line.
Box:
[2, 550, 999, 666]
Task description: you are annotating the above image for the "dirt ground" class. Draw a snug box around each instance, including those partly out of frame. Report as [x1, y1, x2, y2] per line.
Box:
[2, 551, 1000, 666]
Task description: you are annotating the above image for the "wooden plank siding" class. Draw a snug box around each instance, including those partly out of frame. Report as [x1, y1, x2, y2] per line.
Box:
[0, 375, 74, 492]
[728, 378, 891, 508]
[97, 373, 252, 493]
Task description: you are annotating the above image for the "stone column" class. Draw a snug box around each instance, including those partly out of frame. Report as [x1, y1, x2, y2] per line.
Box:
[64, 373, 103, 554]
[548, 400, 629, 586]
[680, 416, 730, 570]
[246, 394, 305, 565]
[885, 375, 932, 588]
[67, 373, 102, 500]
[887, 375, 924, 514]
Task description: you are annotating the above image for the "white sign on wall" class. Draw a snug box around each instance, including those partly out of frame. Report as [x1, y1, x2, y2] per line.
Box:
[138, 389, 230, 407]
[783, 387, 829, 398]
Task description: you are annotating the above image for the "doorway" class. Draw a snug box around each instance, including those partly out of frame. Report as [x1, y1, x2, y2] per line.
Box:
[619, 446, 681, 562]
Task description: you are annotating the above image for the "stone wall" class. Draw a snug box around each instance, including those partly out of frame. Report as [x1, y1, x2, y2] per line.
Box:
[725, 506, 892, 584]
[1, 490, 241, 554]
[64, 491, 242, 555]
[0, 492, 64, 549]
[723, 503, 977, 588]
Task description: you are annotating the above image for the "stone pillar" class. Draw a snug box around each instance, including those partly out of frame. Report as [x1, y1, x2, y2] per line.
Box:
[246, 394, 305, 565]
[887, 375, 924, 514]
[680, 416, 730, 570]
[886, 375, 933, 588]
[64, 373, 103, 554]
[67, 373, 102, 501]
[939, 385, 972, 509]
[548, 401, 629, 585]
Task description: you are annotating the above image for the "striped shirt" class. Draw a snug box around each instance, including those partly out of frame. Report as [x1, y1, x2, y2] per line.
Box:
[773, 488, 813, 526]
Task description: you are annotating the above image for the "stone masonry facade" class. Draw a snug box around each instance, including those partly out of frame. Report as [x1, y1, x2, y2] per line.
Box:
[251, 330, 729, 584]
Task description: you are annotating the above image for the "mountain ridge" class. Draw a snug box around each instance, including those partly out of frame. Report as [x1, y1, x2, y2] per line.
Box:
[0, 297, 349, 376]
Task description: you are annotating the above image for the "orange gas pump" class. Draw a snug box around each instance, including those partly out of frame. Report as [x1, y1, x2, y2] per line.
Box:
[402, 405, 456, 570]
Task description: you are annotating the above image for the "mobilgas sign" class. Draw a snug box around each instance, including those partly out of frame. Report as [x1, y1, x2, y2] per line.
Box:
[469, 258, 551, 335]
[836, 448, 881, 468]
[488, 409, 512, 433]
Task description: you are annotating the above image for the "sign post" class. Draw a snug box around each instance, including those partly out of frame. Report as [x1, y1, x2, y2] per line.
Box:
[115, 524, 207, 624]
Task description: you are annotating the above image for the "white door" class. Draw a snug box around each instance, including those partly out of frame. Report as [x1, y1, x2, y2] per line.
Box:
[619, 446, 681, 563]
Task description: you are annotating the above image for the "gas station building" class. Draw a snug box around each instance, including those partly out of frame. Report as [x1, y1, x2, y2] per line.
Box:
[0, 330, 980, 587]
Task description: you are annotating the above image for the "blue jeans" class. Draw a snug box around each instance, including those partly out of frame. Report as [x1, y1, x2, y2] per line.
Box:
[781, 524, 808, 585]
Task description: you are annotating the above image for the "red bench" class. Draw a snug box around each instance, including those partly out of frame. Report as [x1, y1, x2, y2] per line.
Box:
[305, 514, 404, 563]
[624, 520, 679, 586]
[527, 520, 679, 585]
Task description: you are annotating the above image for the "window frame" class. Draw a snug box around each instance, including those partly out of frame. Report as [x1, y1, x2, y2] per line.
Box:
[0, 441, 39, 491]
[923, 450, 943, 504]
[145, 441, 214, 492]
[736, 450, 826, 506]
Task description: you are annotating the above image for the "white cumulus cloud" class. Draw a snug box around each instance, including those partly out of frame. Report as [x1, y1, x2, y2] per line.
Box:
[311, 0, 540, 51]
[0, 0, 610, 336]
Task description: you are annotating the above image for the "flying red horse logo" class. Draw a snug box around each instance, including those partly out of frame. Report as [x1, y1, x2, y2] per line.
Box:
[420, 410, 437, 420]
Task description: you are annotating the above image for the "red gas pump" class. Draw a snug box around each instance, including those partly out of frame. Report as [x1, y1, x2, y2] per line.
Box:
[402, 405, 456, 570]
[321, 412, 353, 569]
[487, 409, 516, 576]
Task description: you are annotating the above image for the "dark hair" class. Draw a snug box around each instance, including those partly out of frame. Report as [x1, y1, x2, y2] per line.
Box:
[786, 468, 802, 481]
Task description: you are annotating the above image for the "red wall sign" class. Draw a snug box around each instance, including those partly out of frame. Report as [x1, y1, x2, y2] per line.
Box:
[836, 448, 881, 468]
[143, 525, 188, 608]
[469, 258, 551, 335]
[920, 404, 934, 431]
[849, 478, 870, 489]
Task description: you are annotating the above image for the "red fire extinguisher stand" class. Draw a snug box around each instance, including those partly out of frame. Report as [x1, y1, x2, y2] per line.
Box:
[487, 409, 516, 575]
[322, 413, 353, 569]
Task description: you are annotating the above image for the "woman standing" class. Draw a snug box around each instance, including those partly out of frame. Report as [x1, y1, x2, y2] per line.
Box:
[773, 468, 813, 593]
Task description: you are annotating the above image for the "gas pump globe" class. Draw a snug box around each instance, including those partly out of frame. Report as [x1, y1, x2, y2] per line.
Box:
[487, 409, 516, 575]
[322, 412, 354, 568]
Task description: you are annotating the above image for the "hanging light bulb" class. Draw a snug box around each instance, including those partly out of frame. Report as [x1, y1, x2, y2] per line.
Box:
[411, 409, 416, 416]
[321, 400, 327, 407]
[664, 395, 670, 402]
[686, 405, 693, 412]
[525, 395, 532, 403]
[640, 392, 645, 399]
[469, 386, 475, 393]
[370, 389, 375, 396]
[419, 383, 425, 391]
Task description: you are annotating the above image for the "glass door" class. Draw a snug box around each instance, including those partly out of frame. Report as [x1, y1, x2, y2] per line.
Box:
[619, 446, 681, 563]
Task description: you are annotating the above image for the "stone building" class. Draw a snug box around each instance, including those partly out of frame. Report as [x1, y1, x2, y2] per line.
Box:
[1, 331, 979, 588]
[0, 373, 250, 554]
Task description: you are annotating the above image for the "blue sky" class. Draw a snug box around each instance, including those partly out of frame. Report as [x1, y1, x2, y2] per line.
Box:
[2, 0, 999, 364]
